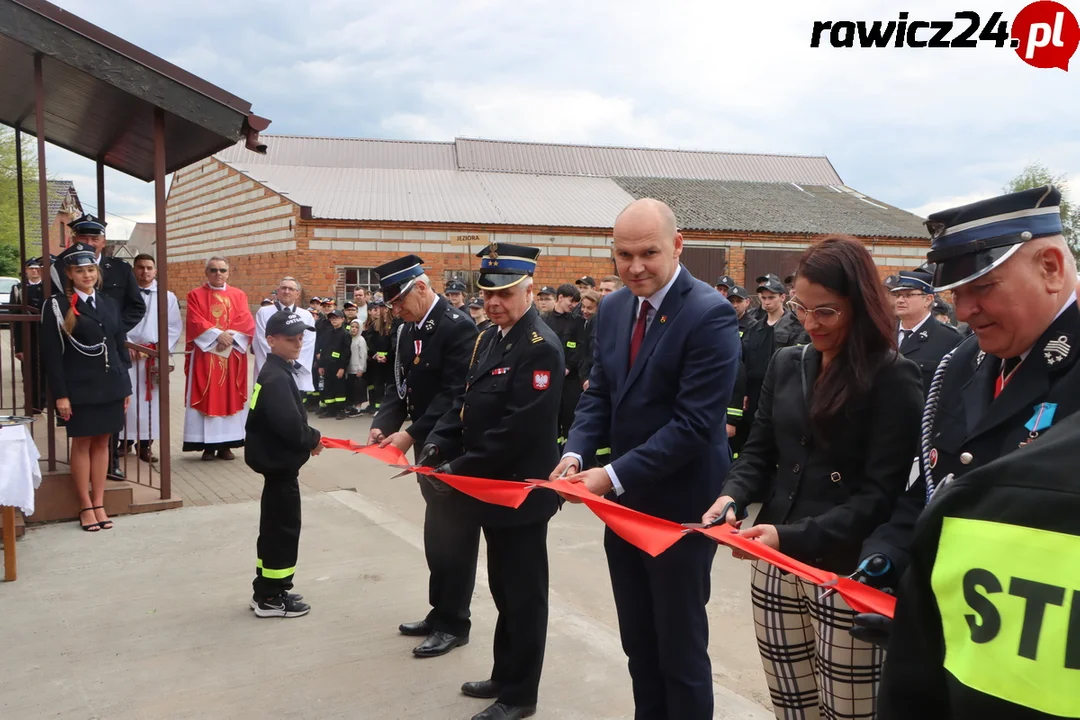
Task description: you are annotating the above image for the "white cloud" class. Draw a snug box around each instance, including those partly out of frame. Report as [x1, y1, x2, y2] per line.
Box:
[29, 0, 1080, 229]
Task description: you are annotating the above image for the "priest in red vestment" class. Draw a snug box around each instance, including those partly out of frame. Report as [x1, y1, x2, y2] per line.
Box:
[182, 257, 256, 461]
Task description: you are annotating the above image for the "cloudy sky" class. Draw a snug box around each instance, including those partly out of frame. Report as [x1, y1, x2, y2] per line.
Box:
[46, 0, 1080, 238]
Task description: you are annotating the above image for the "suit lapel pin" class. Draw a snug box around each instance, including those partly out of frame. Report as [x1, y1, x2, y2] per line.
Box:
[975, 350, 986, 367]
[659, 315, 667, 324]
[1044, 335, 1071, 366]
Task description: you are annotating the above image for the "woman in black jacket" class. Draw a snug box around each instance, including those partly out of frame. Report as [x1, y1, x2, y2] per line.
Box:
[41, 244, 133, 531]
[703, 236, 923, 720]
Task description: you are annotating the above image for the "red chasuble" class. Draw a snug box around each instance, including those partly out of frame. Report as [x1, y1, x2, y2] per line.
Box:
[184, 284, 256, 417]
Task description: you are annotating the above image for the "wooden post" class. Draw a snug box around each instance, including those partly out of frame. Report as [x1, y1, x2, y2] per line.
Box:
[2, 506, 16, 582]
[153, 108, 171, 501]
[34, 54, 56, 470]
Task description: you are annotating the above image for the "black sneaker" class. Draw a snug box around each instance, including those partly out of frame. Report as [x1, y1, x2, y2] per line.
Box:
[249, 593, 303, 611]
[253, 594, 310, 618]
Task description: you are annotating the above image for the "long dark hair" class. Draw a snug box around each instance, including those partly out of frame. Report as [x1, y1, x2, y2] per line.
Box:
[796, 236, 897, 433]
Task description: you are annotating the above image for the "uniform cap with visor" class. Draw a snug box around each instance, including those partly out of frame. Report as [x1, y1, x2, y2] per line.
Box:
[926, 185, 1064, 291]
[373, 254, 426, 303]
[475, 242, 540, 291]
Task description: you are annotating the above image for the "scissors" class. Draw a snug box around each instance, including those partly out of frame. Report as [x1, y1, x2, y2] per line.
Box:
[819, 569, 865, 601]
[389, 464, 416, 479]
[680, 501, 744, 531]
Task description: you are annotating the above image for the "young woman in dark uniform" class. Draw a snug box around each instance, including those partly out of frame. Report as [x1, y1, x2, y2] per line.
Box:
[41, 245, 133, 531]
[703, 236, 924, 720]
[364, 301, 395, 414]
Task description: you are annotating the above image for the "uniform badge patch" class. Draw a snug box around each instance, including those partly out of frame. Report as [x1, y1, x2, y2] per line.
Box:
[975, 350, 986, 367]
[425, 319, 436, 331]
[919, 330, 928, 339]
[929, 448, 938, 469]
[1044, 335, 1071, 365]
[533, 371, 550, 390]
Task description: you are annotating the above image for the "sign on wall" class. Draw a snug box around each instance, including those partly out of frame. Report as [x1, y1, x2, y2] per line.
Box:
[449, 232, 490, 246]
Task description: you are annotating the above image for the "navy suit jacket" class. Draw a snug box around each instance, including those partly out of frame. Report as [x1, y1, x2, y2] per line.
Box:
[565, 266, 741, 523]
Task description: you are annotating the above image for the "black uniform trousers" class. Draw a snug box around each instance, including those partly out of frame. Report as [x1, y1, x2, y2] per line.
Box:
[486, 521, 549, 707]
[320, 371, 348, 408]
[253, 472, 302, 599]
[418, 458, 480, 637]
[558, 371, 582, 446]
[606, 528, 717, 720]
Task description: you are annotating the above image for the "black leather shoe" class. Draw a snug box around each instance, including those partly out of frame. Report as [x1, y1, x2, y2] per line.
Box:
[471, 702, 536, 720]
[412, 630, 468, 658]
[461, 679, 501, 699]
[398, 619, 431, 637]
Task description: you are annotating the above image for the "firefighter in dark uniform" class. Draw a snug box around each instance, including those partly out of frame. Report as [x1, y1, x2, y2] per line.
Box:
[245, 310, 323, 618]
[891, 268, 963, 393]
[878, 409, 1080, 719]
[738, 276, 807, 451]
[542, 283, 586, 447]
[714, 274, 735, 296]
[469, 297, 493, 331]
[726, 285, 751, 457]
[854, 186, 1080, 645]
[445, 278, 470, 315]
[11, 256, 47, 413]
[60, 214, 144, 480]
[425, 241, 564, 720]
[316, 310, 351, 418]
[367, 255, 480, 658]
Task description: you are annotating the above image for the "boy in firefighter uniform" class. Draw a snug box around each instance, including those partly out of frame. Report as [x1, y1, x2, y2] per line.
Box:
[245, 310, 324, 618]
[317, 309, 351, 418]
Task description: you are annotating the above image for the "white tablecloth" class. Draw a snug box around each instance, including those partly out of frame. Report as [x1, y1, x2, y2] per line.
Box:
[0, 424, 42, 516]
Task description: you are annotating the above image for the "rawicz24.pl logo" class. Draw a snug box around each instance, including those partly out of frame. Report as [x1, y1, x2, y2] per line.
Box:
[810, 1, 1080, 70]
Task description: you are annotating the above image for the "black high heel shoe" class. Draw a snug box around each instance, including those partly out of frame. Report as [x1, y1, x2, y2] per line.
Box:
[91, 505, 113, 530]
[78, 507, 101, 532]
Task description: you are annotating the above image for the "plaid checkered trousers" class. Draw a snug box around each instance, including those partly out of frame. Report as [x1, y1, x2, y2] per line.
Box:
[750, 561, 884, 719]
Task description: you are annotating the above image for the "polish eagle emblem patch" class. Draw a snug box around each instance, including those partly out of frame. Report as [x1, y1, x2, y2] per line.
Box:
[533, 371, 550, 390]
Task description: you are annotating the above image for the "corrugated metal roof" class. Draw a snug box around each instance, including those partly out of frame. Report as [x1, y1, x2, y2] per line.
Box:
[613, 178, 928, 239]
[455, 138, 843, 184]
[214, 135, 842, 185]
[215, 135, 457, 169]
[224, 162, 634, 227]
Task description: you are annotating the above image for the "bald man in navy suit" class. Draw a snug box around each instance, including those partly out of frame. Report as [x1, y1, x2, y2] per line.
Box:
[551, 199, 741, 719]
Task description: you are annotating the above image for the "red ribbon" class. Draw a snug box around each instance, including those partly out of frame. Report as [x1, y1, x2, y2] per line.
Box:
[323, 438, 896, 617]
[320, 436, 408, 465]
[143, 343, 158, 401]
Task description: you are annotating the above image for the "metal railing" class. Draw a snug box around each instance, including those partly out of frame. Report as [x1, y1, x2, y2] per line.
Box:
[0, 308, 172, 500]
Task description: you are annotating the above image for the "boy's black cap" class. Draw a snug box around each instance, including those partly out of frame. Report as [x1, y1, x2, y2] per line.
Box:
[329, 309, 344, 319]
[265, 310, 314, 337]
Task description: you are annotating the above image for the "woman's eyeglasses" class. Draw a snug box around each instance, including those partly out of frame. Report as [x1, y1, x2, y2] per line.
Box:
[788, 300, 843, 325]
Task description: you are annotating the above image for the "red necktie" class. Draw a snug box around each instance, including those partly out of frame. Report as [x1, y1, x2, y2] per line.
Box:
[629, 299, 652, 367]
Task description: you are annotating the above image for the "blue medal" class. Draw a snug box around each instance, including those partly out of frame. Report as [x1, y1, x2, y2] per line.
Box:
[1020, 402, 1057, 447]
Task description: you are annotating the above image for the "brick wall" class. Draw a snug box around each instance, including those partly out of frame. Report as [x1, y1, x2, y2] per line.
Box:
[162, 156, 931, 308]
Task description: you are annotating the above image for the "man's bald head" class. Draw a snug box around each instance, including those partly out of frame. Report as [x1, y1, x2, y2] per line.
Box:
[612, 198, 683, 298]
[615, 198, 678, 241]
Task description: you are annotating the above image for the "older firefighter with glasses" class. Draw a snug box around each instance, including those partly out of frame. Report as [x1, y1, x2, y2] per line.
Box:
[367, 255, 480, 659]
